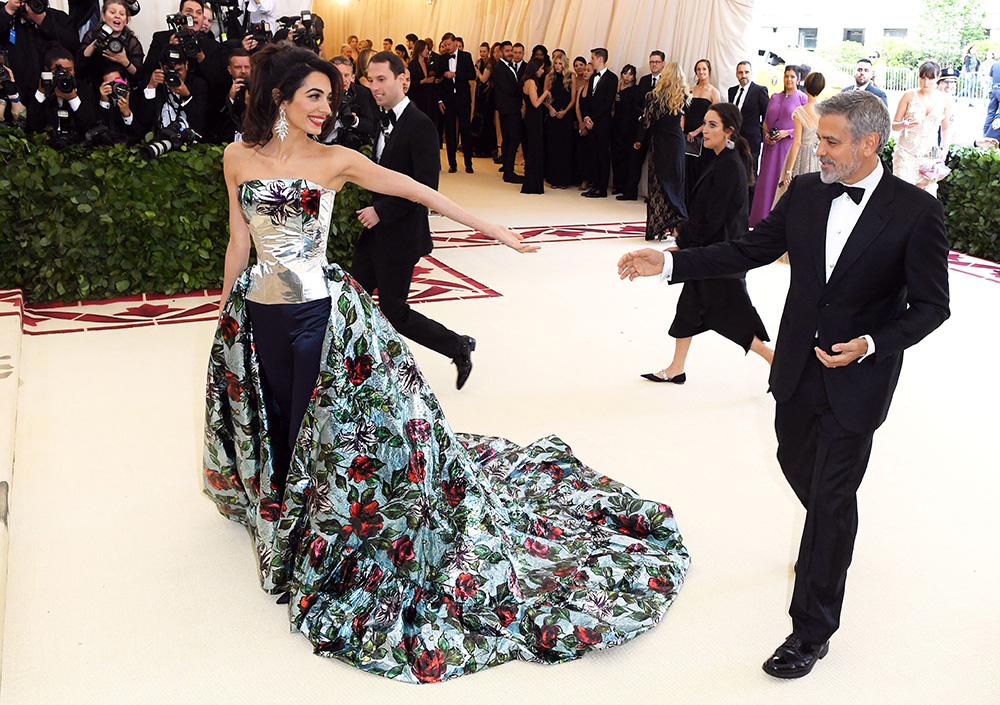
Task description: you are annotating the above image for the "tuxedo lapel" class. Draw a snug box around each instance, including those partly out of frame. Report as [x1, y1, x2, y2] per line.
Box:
[379, 105, 411, 166]
[808, 181, 835, 285]
[826, 175, 894, 288]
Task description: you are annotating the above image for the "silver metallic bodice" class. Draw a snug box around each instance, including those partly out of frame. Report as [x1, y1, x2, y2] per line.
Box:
[238, 178, 336, 304]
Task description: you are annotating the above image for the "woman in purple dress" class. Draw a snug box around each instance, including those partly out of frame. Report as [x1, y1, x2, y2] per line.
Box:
[749, 65, 806, 227]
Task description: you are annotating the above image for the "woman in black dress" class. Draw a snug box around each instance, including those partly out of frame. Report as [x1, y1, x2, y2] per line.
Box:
[683, 59, 723, 201]
[641, 102, 773, 383]
[611, 64, 642, 195]
[470, 42, 498, 158]
[634, 61, 688, 241]
[573, 58, 594, 190]
[545, 53, 575, 188]
[520, 57, 550, 194]
[406, 40, 436, 118]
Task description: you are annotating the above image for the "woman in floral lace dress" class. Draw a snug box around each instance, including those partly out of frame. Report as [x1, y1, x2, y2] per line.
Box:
[202, 45, 690, 684]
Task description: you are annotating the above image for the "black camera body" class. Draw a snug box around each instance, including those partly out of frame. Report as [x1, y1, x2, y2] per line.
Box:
[22, 0, 47, 15]
[140, 120, 198, 159]
[53, 66, 76, 94]
[162, 48, 184, 88]
[247, 21, 271, 47]
[95, 24, 125, 55]
[166, 13, 200, 58]
[163, 66, 181, 88]
[111, 79, 130, 100]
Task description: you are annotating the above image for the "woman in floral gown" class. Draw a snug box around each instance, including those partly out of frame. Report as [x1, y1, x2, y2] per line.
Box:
[203, 45, 690, 684]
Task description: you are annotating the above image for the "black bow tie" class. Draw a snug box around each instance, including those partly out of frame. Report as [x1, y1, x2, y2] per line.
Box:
[380, 109, 396, 129]
[831, 182, 865, 205]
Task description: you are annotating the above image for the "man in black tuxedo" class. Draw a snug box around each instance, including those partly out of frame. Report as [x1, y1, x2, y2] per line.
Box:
[134, 46, 208, 137]
[581, 47, 616, 197]
[618, 91, 950, 678]
[354, 51, 476, 389]
[434, 31, 476, 173]
[493, 40, 524, 183]
[619, 50, 664, 201]
[842, 58, 888, 105]
[728, 60, 769, 172]
[26, 47, 96, 139]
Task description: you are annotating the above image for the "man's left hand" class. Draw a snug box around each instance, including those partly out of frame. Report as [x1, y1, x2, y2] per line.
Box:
[356, 206, 379, 228]
[814, 338, 868, 367]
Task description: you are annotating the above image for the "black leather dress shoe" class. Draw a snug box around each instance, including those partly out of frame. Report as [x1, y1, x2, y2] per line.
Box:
[493, 156, 503, 164]
[582, 190, 607, 198]
[465, 165, 474, 173]
[641, 371, 686, 384]
[448, 165, 458, 173]
[762, 634, 829, 679]
[616, 194, 638, 201]
[454, 336, 476, 390]
[503, 174, 524, 184]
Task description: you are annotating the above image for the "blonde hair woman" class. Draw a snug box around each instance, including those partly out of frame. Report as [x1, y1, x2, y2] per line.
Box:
[634, 62, 690, 240]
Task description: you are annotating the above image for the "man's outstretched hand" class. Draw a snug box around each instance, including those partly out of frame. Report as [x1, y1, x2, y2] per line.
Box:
[618, 248, 665, 280]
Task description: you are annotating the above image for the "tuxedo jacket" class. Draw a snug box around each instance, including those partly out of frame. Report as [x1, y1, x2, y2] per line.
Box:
[492, 60, 524, 116]
[141, 30, 226, 91]
[132, 76, 208, 137]
[582, 69, 617, 130]
[841, 82, 888, 105]
[366, 101, 440, 263]
[728, 81, 769, 152]
[26, 84, 98, 136]
[670, 169, 950, 433]
[433, 50, 476, 108]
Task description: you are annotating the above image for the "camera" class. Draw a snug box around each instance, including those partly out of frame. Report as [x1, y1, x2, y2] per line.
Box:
[53, 66, 76, 94]
[21, 0, 47, 14]
[166, 13, 200, 58]
[83, 123, 127, 147]
[247, 21, 271, 46]
[767, 127, 778, 139]
[162, 48, 184, 88]
[39, 70, 53, 91]
[124, 0, 140, 15]
[111, 78, 130, 100]
[95, 23, 125, 55]
[49, 108, 79, 148]
[277, 12, 317, 52]
[140, 120, 199, 159]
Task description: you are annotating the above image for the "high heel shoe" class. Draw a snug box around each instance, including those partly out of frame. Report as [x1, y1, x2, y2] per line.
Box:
[640, 370, 686, 384]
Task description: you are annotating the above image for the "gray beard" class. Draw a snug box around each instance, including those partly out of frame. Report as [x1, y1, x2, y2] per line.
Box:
[819, 152, 862, 184]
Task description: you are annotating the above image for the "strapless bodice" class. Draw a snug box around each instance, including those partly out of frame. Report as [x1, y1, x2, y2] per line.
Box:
[238, 178, 337, 304]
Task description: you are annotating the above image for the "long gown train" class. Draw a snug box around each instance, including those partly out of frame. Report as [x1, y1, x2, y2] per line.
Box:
[203, 179, 690, 683]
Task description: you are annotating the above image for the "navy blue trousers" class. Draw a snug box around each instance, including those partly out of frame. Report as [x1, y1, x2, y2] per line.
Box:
[246, 297, 331, 498]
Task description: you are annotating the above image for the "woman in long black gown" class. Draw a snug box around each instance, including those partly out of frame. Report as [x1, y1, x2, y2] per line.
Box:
[640, 102, 773, 384]
[520, 57, 550, 194]
[634, 62, 688, 241]
[611, 64, 642, 195]
[545, 53, 575, 188]
[470, 42, 498, 158]
[406, 40, 436, 118]
[683, 59, 723, 201]
[572, 57, 594, 189]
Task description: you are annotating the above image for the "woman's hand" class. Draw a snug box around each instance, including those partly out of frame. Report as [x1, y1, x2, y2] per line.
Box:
[105, 46, 129, 66]
[777, 129, 790, 140]
[781, 170, 792, 187]
[483, 223, 539, 253]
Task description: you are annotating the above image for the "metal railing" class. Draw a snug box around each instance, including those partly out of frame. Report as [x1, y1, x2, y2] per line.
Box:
[834, 61, 996, 99]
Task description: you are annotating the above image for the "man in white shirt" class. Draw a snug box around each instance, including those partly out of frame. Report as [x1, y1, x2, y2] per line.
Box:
[618, 91, 950, 679]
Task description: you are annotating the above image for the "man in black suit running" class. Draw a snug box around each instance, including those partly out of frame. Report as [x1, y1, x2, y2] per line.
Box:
[434, 31, 477, 173]
[619, 91, 950, 679]
[581, 47, 617, 197]
[728, 60, 770, 173]
[353, 51, 477, 388]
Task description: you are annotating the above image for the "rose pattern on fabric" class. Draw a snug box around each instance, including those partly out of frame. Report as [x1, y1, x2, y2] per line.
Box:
[203, 178, 691, 684]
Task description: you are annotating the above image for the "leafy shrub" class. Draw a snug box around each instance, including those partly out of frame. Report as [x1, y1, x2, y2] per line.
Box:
[0, 128, 368, 303]
[816, 41, 867, 64]
[939, 146, 1000, 262]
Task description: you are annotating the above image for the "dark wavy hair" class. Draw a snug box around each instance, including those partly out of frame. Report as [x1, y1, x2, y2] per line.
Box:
[242, 44, 342, 146]
[708, 102, 755, 187]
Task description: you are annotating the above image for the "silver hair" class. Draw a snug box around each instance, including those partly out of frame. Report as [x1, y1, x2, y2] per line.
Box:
[815, 90, 891, 151]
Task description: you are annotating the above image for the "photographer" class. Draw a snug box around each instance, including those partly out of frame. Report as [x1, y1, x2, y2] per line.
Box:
[211, 45, 248, 142]
[76, 0, 143, 85]
[323, 53, 377, 150]
[133, 45, 206, 137]
[27, 45, 97, 141]
[140, 0, 225, 91]
[0, 57, 27, 124]
[0, 0, 80, 100]
[272, 11, 322, 55]
[221, 0, 274, 45]
[94, 66, 139, 142]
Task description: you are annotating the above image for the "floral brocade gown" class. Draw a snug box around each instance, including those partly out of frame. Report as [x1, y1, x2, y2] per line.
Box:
[203, 179, 690, 683]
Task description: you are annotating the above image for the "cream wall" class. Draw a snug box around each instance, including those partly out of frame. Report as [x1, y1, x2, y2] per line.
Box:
[315, 0, 756, 93]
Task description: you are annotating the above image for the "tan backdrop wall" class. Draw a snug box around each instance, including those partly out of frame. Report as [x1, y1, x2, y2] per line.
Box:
[314, 0, 756, 93]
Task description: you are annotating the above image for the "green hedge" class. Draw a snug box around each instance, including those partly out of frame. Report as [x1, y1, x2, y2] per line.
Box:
[939, 146, 1000, 261]
[0, 128, 369, 303]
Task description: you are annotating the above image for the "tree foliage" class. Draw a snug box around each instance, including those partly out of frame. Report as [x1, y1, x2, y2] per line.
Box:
[917, 0, 988, 66]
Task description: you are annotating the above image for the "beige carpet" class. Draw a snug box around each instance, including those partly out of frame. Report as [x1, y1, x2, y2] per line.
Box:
[2, 158, 998, 703]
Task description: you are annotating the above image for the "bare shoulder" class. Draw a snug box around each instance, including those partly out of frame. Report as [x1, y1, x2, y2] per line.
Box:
[223, 141, 256, 183]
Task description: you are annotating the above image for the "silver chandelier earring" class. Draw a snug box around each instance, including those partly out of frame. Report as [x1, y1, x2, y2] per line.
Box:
[274, 106, 289, 142]
[725, 138, 735, 150]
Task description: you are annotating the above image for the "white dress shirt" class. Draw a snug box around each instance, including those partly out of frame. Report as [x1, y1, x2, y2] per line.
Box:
[375, 96, 409, 162]
[35, 90, 82, 113]
[660, 161, 885, 362]
[734, 82, 748, 110]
